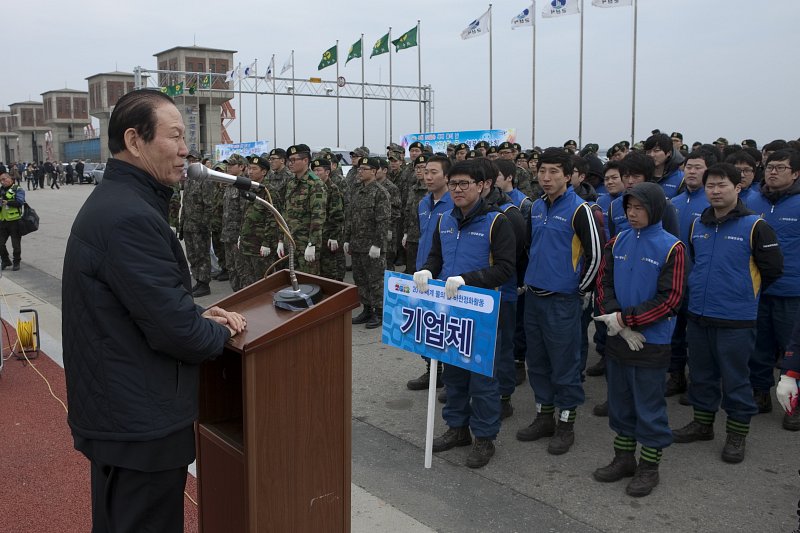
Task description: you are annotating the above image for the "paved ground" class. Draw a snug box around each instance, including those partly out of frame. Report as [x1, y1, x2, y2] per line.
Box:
[3, 181, 800, 532]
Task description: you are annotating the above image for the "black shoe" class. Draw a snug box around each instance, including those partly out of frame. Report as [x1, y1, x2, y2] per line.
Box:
[466, 438, 495, 468]
[365, 308, 382, 329]
[11, 262, 19, 271]
[1, 261, 10, 270]
[517, 413, 555, 442]
[665, 372, 687, 397]
[721, 432, 747, 464]
[593, 449, 637, 482]
[514, 361, 527, 385]
[586, 357, 606, 377]
[783, 409, 800, 431]
[406, 363, 444, 391]
[548, 420, 575, 455]
[672, 420, 714, 443]
[216, 269, 230, 281]
[191, 281, 210, 297]
[432, 426, 472, 453]
[352, 307, 372, 324]
[438, 387, 447, 404]
[592, 400, 609, 417]
[678, 392, 691, 406]
[754, 390, 772, 414]
[626, 460, 659, 497]
[501, 399, 514, 420]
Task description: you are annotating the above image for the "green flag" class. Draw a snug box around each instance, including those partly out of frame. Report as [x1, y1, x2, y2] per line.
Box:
[370, 32, 389, 58]
[199, 74, 211, 89]
[346, 38, 362, 64]
[392, 26, 418, 52]
[163, 82, 184, 97]
[318, 45, 337, 70]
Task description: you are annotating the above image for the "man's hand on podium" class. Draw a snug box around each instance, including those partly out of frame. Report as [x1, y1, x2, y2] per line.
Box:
[203, 306, 247, 338]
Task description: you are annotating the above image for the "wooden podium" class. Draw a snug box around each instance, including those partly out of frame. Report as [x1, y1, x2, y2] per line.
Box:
[196, 270, 359, 532]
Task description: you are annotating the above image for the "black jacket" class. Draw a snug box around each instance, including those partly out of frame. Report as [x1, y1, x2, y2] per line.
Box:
[62, 158, 230, 444]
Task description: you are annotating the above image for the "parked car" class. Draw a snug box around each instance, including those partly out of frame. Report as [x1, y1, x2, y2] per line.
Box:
[90, 163, 106, 184]
[81, 162, 99, 184]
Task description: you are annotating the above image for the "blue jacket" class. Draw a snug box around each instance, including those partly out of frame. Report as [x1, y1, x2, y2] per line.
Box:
[739, 184, 761, 207]
[671, 187, 710, 246]
[597, 192, 620, 241]
[658, 168, 685, 199]
[609, 191, 681, 239]
[417, 191, 454, 271]
[747, 180, 800, 297]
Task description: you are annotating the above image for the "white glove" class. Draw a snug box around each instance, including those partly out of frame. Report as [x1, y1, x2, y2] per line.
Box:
[388, 230, 393, 241]
[259, 246, 270, 257]
[402, 233, 408, 247]
[304, 243, 316, 262]
[777, 375, 799, 413]
[413, 270, 432, 293]
[445, 276, 465, 299]
[328, 239, 339, 252]
[277, 241, 285, 258]
[368, 245, 381, 259]
[581, 291, 593, 311]
[344, 242, 350, 255]
[236, 236, 241, 250]
[594, 312, 624, 336]
[619, 327, 646, 351]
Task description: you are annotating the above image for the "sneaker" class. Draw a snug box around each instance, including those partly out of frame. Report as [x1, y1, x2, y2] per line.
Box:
[672, 420, 714, 443]
[625, 460, 659, 497]
[500, 399, 514, 420]
[593, 450, 637, 482]
[351, 307, 372, 325]
[191, 281, 210, 297]
[547, 421, 575, 455]
[432, 426, 472, 453]
[783, 409, 800, 431]
[721, 432, 746, 464]
[592, 400, 609, 417]
[516, 413, 555, 442]
[465, 438, 495, 468]
[665, 372, 687, 397]
[365, 308, 382, 329]
[216, 269, 230, 281]
[438, 387, 447, 404]
[754, 390, 772, 414]
[514, 361, 527, 385]
[586, 357, 606, 377]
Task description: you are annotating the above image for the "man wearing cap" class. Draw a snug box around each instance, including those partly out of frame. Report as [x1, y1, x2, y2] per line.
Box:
[237, 155, 281, 287]
[376, 158, 401, 270]
[267, 148, 291, 195]
[454, 143, 469, 161]
[607, 143, 627, 162]
[475, 140, 490, 157]
[671, 132, 684, 151]
[486, 146, 499, 161]
[713, 137, 730, 149]
[311, 159, 346, 281]
[402, 154, 430, 273]
[499, 141, 539, 199]
[221, 154, 249, 291]
[644, 133, 685, 199]
[387, 152, 408, 266]
[516, 152, 529, 171]
[278, 144, 327, 276]
[345, 146, 371, 207]
[182, 149, 215, 297]
[564, 140, 578, 154]
[209, 162, 228, 282]
[345, 157, 390, 329]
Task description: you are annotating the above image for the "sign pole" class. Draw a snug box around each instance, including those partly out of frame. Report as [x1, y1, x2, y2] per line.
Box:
[424, 361, 439, 469]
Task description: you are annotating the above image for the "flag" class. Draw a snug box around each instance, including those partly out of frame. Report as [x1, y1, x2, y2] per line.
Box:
[188, 82, 196, 95]
[264, 57, 274, 81]
[162, 82, 184, 97]
[542, 0, 580, 17]
[224, 67, 236, 82]
[392, 26, 418, 52]
[346, 38, 362, 64]
[242, 61, 256, 78]
[370, 33, 389, 58]
[280, 53, 293, 75]
[511, 4, 534, 29]
[461, 8, 491, 40]
[318, 45, 337, 70]
[199, 74, 211, 89]
[592, 0, 632, 7]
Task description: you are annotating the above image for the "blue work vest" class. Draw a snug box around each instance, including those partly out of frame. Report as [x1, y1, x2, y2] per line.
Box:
[748, 191, 800, 297]
[417, 191, 454, 271]
[438, 208, 502, 282]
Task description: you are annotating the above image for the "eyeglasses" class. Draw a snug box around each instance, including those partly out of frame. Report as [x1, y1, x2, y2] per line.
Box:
[765, 164, 792, 173]
[268, 156, 281, 161]
[288, 156, 305, 163]
[358, 166, 375, 172]
[447, 180, 476, 191]
[735, 167, 755, 176]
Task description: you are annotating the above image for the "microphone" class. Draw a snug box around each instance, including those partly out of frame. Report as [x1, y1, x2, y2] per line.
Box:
[186, 163, 264, 192]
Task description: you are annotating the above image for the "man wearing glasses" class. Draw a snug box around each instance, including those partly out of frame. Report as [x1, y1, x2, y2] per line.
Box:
[267, 148, 291, 193]
[747, 150, 800, 428]
[725, 152, 760, 207]
[413, 160, 515, 468]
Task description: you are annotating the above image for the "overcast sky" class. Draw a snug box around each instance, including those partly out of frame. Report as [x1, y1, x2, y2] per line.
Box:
[4, 0, 798, 152]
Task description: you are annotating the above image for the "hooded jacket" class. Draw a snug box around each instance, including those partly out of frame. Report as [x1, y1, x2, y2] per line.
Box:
[596, 182, 686, 367]
[657, 148, 685, 199]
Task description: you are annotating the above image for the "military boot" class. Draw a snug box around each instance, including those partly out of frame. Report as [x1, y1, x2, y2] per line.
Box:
[784, 409, 800, 431]
[516, 412, 555, 442]
[586, 357, 606, 377]
[365, 308, 382, 329]
[672, 421, 714, 443]
[721, 432, 747, 463]
[626, 460, 660, 497]
[191, 281, 210, 297]
[351, 306, 372, 324]
[465, 437, 495, 469]
[547, 420, 575, 455]
[593, 449, 637, 482]
[432, 426, 472, 453]
[406, 361, 443, 390]
[665, 372, 687, 397]
[592, 400, 609, 417]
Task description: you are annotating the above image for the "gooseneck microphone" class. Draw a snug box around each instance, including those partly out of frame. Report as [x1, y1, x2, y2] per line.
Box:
[186, 163, 264, 192]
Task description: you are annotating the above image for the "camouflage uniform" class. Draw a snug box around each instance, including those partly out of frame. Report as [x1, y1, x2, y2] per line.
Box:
[320, 177, 346, 281]
[515, 166, 542, 199]
[345, 180, 390, 310]
[267, 166, 291, 194]
[182, 174, 215, 284]
[238, 172, 283, 287]
[404, 177, 428, 272]
[210, 183, 226, 273]
[282, 169, 327, 275]
[221, 155, 249, 291]
[168, 183, 182, 229]
[376, 177, 401, 269]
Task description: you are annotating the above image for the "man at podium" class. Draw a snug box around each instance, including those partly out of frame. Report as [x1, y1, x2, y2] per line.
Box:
[62, 89, 246, 533]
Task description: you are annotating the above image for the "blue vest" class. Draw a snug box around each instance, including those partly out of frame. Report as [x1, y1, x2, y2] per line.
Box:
[438, 207, 502, 282]
[658, 169, 684, 199]
[597, 192, 620, 241]
[609, 195, 629, 237]
[417, 191, 454, 271]
[739, 186, 760, 208]
[748, 191, 800, 296]
[507, 188, 528, 207]
[497, 201, 520, 303]
[524, 187, 588, 294]
[671, 188, 709, 246]
[612, 223, 681, 344]
[688, 215, 763, 320]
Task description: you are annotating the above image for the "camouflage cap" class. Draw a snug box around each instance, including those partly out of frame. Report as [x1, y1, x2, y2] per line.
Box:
[387, 152, 401, 161]
[350, 146, 370, 157]
[447, 143, 456, 150]
[227, 154, 247, 166]
[212, 161, 227, 171]
[187, 150, 201, 160]
[378, 157, 389, 169]
[422, 144, 434, 154]
[713, 137, 729, 146]
[386, 142, 404, 154]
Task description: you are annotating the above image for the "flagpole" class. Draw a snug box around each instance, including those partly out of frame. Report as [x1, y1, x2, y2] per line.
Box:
[336, 40, 340, 147]
[291, 50, 296, 144]
[238, 63, 243, 143]
[272, 54, 277, 148]
[531, 3, 536, 148]
[631, 0, 638, 144]
[208, 67, 213, 155]
[578, 0, 584, 148]
[417, 20, 422, 133]
[361, 35, 365, 146]
[254, 59, 259, 142]
[489, 4, 493, 130]
[389, 27, 393, 142]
